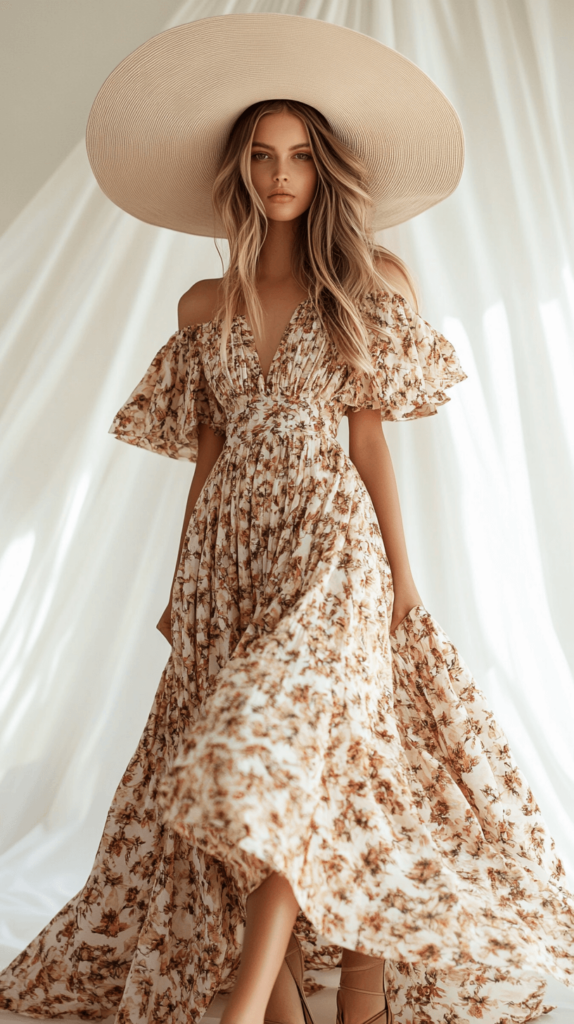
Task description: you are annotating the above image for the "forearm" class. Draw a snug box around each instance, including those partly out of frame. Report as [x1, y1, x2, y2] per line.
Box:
[348, 409, 420, 606]
[157, 422, 224, 642]
[170, 423, 225, 593]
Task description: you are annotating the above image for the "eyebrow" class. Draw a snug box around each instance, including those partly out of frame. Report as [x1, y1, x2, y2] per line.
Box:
[251, 141, 311, 150]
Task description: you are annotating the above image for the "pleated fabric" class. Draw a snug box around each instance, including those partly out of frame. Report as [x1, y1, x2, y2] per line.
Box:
[1, 293, 571, 1024]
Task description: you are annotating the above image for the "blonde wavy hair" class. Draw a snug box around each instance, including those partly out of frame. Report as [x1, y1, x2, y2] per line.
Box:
[212, 99, 417, 373]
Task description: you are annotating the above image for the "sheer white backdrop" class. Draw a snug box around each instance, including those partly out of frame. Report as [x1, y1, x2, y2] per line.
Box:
[1, 0, 574, 1013]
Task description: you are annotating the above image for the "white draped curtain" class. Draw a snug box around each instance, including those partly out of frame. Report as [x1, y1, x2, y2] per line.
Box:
[1, 1, 573, 1002]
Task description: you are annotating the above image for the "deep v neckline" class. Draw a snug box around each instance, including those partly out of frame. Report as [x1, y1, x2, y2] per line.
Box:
[236, 298, 310, 389]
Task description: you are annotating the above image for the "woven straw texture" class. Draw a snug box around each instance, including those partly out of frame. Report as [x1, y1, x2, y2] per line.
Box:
[86, 13, 464, 236]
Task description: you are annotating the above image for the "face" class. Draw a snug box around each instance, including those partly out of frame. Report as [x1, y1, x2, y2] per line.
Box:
[249, 110, 318, 222]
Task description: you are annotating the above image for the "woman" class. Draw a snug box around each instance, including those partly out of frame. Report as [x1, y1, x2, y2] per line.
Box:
[1, 14, 572, 1024]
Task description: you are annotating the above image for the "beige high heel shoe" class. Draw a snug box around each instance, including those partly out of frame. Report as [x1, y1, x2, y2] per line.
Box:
[336, 960, 391, 1024]
[264, 933, 316, 1024]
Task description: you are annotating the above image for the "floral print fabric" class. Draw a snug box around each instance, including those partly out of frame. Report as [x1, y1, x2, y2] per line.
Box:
[1, 293, 571, 1024]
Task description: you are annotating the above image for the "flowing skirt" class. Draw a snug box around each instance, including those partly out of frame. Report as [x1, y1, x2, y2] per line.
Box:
[1, 431, 572, 1024]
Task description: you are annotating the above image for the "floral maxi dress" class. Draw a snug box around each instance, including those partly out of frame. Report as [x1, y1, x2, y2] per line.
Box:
[1, 292, 573, 1024]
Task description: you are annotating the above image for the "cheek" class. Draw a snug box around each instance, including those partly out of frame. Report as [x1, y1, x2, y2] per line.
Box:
[250, 161, 268, 195]
[301, 164, 318, 201]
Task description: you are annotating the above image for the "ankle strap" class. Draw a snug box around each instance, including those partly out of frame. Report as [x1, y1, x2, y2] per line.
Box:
[341, 964, 382, 972]
[340, 962, 385, 996]
[339, 983, 384, 995]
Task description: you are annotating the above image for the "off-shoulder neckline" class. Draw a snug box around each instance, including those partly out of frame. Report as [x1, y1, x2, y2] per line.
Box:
[178, 296, 313, 335]
[177, 288, 404, 335]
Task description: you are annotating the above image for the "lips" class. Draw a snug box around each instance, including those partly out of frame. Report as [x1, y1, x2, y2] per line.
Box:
[269, 191, 294, 197]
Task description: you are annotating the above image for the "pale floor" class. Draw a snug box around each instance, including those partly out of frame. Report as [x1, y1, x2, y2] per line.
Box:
[1, 970, 573, 1024]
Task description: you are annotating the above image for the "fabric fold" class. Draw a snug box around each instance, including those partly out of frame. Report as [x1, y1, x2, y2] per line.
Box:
[109, 327, 226, 461]
[341, 291, 468, 420]
[3, 295, 571, 1024]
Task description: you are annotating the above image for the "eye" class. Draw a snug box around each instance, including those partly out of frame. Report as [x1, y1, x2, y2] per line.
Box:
[252, 152, 269, 160]
[294, 152, 312, 161]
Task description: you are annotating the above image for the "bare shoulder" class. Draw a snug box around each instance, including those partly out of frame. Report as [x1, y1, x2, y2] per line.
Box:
[178, 278, 223, 330]
[374, 254, 417, 309]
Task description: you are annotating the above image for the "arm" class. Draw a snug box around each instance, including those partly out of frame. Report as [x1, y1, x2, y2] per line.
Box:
[157, 423, 224, 643]
[157, 279, 225, 644]
[347, 408, 422, 634]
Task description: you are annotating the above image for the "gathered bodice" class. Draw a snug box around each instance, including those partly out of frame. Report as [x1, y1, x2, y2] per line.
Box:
[224, 394, 337, 449]
[196, 297, 347, 448]
[109, 291, 467, 463]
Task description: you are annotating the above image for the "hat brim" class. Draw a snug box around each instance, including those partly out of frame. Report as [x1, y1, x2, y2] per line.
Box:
[86, 13, 464, 237]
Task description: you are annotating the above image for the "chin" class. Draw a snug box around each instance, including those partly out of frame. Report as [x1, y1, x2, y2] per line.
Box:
[266, 208, 305, 222]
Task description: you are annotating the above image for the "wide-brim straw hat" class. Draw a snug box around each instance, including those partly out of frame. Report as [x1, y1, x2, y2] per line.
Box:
[86, 13, 464, 237]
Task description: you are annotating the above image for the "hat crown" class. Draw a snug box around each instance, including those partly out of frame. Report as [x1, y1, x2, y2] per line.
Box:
[86, 13, 464, 236]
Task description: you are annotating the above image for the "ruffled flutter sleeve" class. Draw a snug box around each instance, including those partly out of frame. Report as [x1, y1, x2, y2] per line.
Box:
[109, 328, 226, 461]
[342, 292, 467, 420]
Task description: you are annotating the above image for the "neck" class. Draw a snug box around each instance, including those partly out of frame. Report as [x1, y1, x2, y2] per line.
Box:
[256, 217, 301, 286]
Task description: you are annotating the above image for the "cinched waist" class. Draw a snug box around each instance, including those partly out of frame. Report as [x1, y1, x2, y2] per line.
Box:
[224, 395, 335, 447]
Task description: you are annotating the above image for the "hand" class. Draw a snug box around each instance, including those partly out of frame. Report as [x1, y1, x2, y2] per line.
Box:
[156, 603, 173, 645]
[390, 586, 422, 636]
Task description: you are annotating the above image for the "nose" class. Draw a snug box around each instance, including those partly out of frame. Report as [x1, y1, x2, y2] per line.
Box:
[273, 154, 291, 182]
